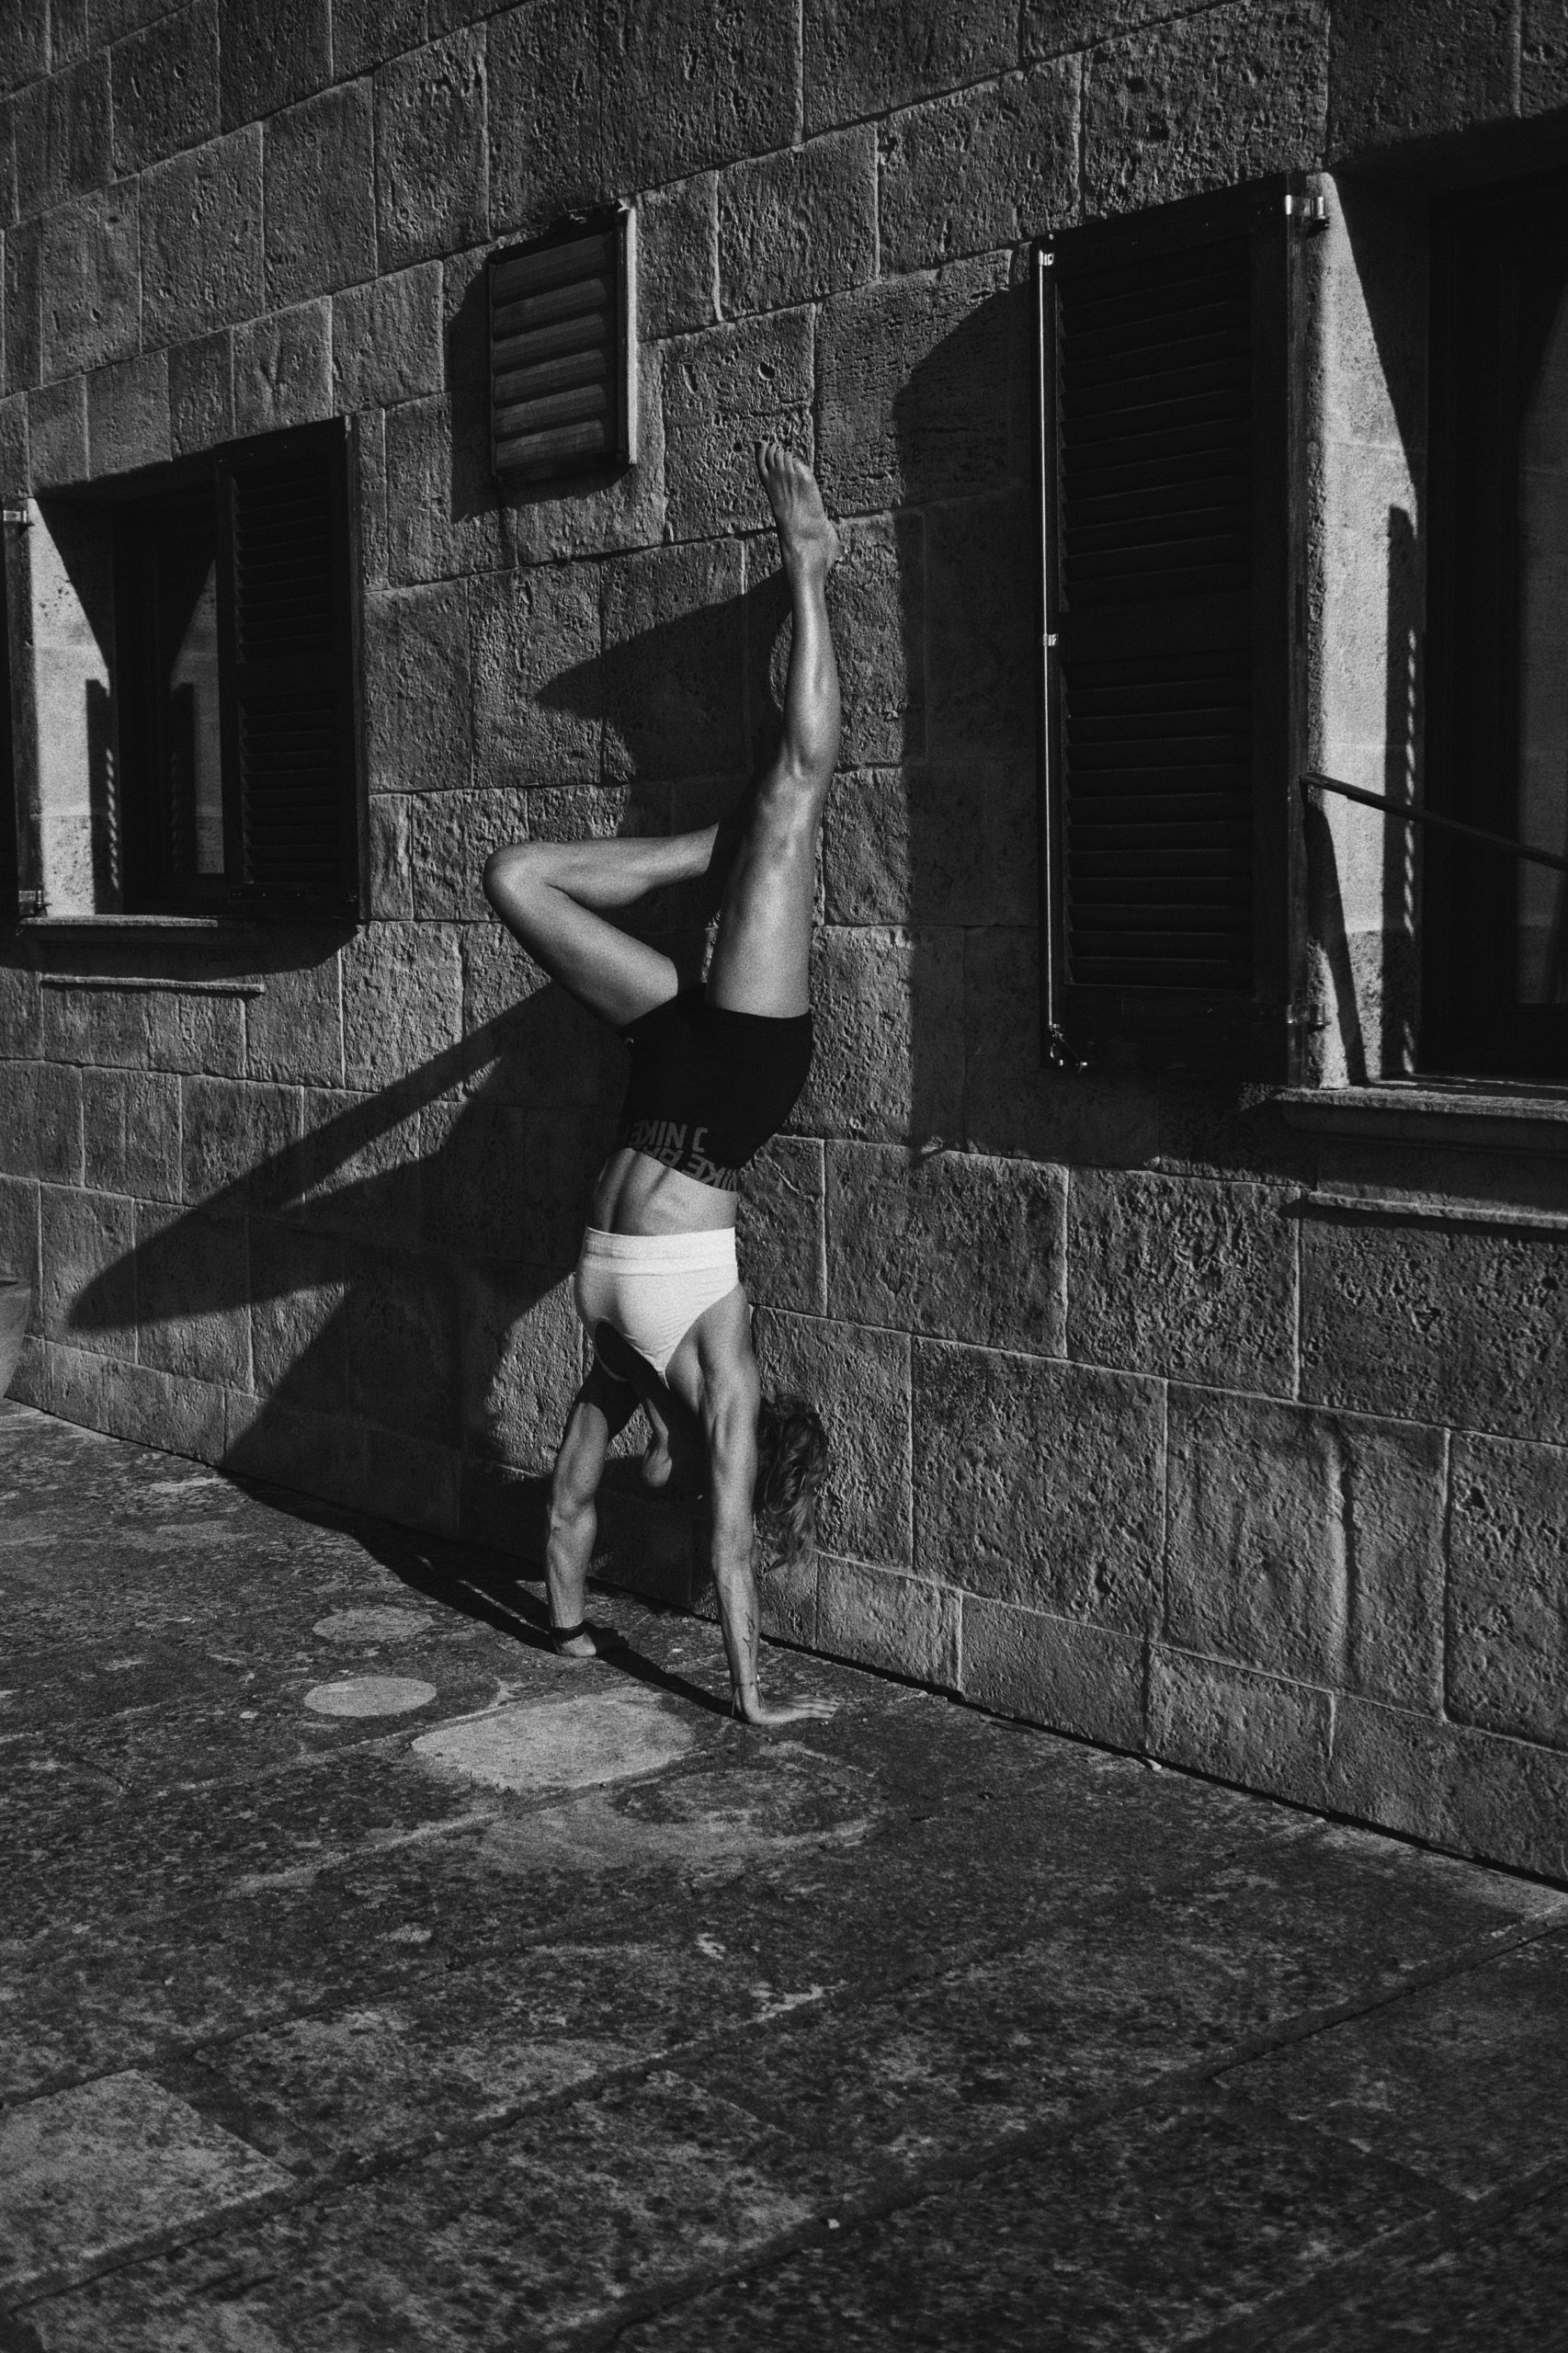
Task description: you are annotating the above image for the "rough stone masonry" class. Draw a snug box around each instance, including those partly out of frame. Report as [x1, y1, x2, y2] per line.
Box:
[2, 0, 1568, 1875]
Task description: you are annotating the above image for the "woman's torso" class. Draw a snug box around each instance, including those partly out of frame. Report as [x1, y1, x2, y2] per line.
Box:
[590, 1147, 736, 1236]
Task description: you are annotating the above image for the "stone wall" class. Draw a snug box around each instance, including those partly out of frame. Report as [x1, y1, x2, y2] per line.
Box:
[4, 0, 1568, 1879]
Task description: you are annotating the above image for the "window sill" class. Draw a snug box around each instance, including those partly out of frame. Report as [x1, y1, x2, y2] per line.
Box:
[18, 914, 275, 937]
[1275, 1082, 1568, 1157]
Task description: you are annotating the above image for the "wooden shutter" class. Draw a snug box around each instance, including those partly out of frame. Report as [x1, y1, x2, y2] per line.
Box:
[215, 420, 362, 917]
[1037, 181, 1307, 1076]
[488, 208, 636, 485]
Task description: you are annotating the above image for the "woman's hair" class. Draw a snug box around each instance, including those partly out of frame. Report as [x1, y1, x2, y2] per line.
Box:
[753, 1390, 830, 1572]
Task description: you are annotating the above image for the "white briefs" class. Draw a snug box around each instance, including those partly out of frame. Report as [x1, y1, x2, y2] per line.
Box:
[574, 1225, 741, 1381]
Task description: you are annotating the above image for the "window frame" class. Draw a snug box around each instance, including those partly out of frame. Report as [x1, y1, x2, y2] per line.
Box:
[21, 415, 366, 930]
[1034, 176, 1312, 1083]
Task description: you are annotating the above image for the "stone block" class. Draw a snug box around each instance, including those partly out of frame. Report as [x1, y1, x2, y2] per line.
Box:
[914, 1339, 1165, 1626]
[1068, 1170, 1297, 1395]
[601, 0, 797, 186]
[460, 1453, 551, 1563]
[367, 794, 412, 919]
[927, 492, 1036, 758]
[1301, 1214, 1568, 1447]
[0, 393, 28, 495]
[1525, 0, 1568, 114]
[223, 1391, 369, 1516]
[218, 0, 330, 127]
[756, 1542, 818, 1648]
[487, 0, 603, 238]
[247, 1215, 347, 1414]
[0, 964, 40, 1058]
[802, 0, 1017, 135]
[1084, 3, 1328, 217]
[80, 1067, 181, 1201]
[5, 217, 41, 393]
[816, 1552, 960, 1689]
[662, 310, 814, 543]
[0, 1174, 41, 1295]
[816, 256, 1012, 516]
[407, 787, 531, 922]
[340, 921, 462, 1092]
[0, 4, 45, 97]
[1023, 0, 1199, 60]
[1166, 1385, 1446, 1707]
[1327, 1695, 1568, 1882]
[264, 81, 376, 308]
[40, 1182, 135, 1354]
[147, 987, 244, 1077]
[1449, 1432, 1568, 1751]
[331, 262, 443, 411]
[133, 1199, 251, 1385]
[110, 0, 218, 174]
[828, 1143, 1064, 1354]
[374, 29, 487, 274]
[737, 1136, 825, 1316]
[244, 955, 343, 1087]
[460, 924, 627, 1111]
[638, 173, 717, 338]
[39, 982, 148, 1068]
[232, 301, 332, 436]
[881, 64, 1080, 273]
[38, 1337, 110, 1427]
[962, 1596, 1146, 1749]
[426, 1095, 603, 1267]
[364, 579, 472, 796]
[12, 57, 108, 217]
[600, 540, 747, 783]
[383, 392, 507, 585]
[334, 0, 426, 78]
[168, 330, 233, 455]
[794, 926, 964, 1146]
[141, 128, 264, 347]
[471, 563, 601, 787]
[343, 1240, 460, 1443]
[747, 514, 925, 773]
[592, 1472, 703, 1608]
[181, 1075, 302, 1218]
[458, 1259, 581, 1468]
[357, 402, 389, 585]
[823, 760, 1035, 927]
[0, 100, 12, 229]
[40, 187, 140, 378]
[718, 128, 876, 319]
[0, 1062, 81, 1184]
[291, 1083, 426, 1247]
[86, 350, 170, 477]
[98, 1356, 229, 1465]
[1149, 1646, 1335, 1804]
[752, 1307, 911, 1567]
[1333, 0, 1515, 152]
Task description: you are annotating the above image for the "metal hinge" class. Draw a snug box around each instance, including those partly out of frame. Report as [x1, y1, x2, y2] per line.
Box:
[1284, 192, 1330, 233]
[1, 505, 30, 527]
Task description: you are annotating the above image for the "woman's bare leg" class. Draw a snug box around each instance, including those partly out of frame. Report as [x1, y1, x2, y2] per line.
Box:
[705, 442, 842, 1018]
[483, 824, 724, 1030]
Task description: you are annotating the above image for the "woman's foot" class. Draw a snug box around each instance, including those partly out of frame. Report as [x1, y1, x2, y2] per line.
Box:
[757, 438, 841, 581]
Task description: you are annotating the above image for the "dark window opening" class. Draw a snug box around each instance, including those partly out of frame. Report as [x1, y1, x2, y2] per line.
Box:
[1425, 171, 1568, 1080]
[1036, 181, 1306, 1080]
[57, 418, 362, 925]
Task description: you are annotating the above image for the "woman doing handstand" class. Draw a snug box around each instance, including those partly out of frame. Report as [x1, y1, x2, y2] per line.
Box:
[483, 441, 841, 1730]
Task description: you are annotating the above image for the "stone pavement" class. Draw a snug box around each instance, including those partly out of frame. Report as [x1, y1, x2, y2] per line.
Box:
[5, 1399, 1568, 2352]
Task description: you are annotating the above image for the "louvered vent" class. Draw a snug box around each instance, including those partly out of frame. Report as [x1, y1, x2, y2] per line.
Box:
[1053, 235, 1256, 995]
[489, 210, 636, 484]
[221, 429, 356, 909]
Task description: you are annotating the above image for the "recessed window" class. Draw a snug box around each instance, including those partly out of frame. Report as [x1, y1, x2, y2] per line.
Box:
[25, 419, 363, 926]
[1425, 172, 1568, 1079]
[488, 207, 637, 487]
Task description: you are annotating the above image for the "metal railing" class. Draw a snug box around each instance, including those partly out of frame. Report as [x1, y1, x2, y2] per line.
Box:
[1301, 770, 1568, 876]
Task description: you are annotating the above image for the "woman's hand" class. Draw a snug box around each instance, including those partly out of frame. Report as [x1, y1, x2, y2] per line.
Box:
[731, 1680, 836, 1729]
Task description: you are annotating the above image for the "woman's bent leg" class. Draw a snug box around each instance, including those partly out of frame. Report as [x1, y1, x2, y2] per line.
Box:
[483, 825, 723, 1031]
[705, 443, 842, 1018]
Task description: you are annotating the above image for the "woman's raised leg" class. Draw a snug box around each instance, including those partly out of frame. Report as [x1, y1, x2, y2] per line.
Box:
[705, 442, 842, 1018]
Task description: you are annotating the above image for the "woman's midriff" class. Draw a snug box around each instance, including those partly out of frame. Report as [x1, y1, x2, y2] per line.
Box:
[588, 1146, 739, 1237]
